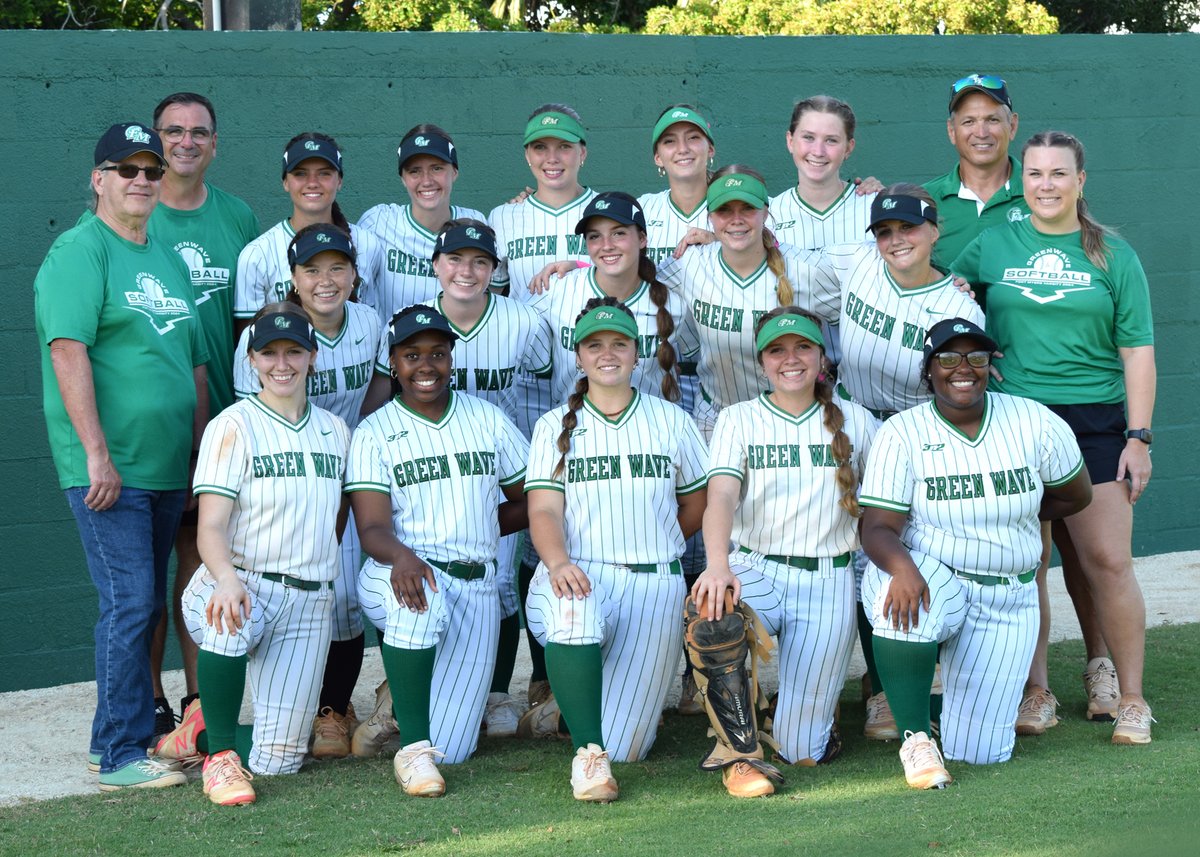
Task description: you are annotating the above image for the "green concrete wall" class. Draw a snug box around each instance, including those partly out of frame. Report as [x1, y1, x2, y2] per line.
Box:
[1, 31, 1195, 690]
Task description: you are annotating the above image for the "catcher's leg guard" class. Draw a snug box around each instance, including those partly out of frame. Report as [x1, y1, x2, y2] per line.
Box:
[684, 594, 783, 785]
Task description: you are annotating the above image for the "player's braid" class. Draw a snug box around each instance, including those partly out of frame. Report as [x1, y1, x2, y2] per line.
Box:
[553, 377, 588, 481]
[638, 254, 681, 403]
[815, 380, 861, 517]
[762, 227, 795, 306]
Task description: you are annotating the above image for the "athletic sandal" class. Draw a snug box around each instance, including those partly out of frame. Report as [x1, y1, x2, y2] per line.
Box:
[571, 743, 618, 802]
[202, 750, 256, 806]
[899, 730, 952, 790]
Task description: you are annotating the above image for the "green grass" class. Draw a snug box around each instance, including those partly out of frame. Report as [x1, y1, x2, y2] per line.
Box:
[4, 625, 1199, 857]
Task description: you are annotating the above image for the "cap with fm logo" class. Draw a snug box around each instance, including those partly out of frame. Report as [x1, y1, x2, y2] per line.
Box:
[867, 194, 939, 232]
[397, 129, 458, 172]
[288, 226, 356, 268]
[572, 304, 639, 345]
[282, 136, 343, 178]
[432, 222, 498, 264]
[651, 106, 714, 147]
[248, 311, 319, 351]
[94, 122, 166, 166]
[705, 172, 769, 211]
[922, 317, 998, 365]
[574, 192, 647, 235]
[755, 313, 825, 353]
[388, 305, 458, 348]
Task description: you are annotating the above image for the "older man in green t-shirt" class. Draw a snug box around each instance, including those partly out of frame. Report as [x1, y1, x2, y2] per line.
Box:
[34, 122, 208, 792]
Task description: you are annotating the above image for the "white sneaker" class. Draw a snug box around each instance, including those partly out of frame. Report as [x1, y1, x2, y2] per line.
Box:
[570, 743, 618, 802]
[393, 740, 446, 797]
[484, 692, 525, 737]
[1084, 657, 1121, 722]
[899, 730, 952, 790]
[352, 680, 399, 757]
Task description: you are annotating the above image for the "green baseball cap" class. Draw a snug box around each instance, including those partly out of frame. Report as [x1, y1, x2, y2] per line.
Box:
[755, 314, 824, 353]
[706, 172, 768, 211]
[572, 305, 638, 346]
[651, 106, 714, 147]
[524, 111, 587, 146]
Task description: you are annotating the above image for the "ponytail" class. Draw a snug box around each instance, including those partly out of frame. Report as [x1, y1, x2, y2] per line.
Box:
[814, 380, 861, 518]
[330, 201, 351, 231]
[637, 254, 681, 403]
[762, 227, 794, 306]
[553, 376, 588, 481]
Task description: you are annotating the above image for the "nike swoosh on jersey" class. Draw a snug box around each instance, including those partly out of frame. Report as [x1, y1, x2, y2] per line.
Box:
[321, 430, 333, 436]
[354, 336, 367, 344]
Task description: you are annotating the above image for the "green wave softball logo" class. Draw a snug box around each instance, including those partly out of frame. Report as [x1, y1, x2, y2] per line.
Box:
[125, 125, 151, 144]
[123, 272, 191, 335]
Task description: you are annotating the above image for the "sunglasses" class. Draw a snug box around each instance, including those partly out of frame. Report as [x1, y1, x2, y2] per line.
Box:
[951, 74, 1007, 93]
[933, 350, 992, 369]
[100, 164, 166, 181]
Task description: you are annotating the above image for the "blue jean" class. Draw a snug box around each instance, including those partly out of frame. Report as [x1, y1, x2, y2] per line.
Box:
[65, 486, 186, 773]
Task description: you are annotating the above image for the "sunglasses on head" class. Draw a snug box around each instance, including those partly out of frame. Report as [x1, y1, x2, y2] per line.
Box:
[951, 74, 1006, 93]
[100, 163, 166, 181]
[933, 350, 992, 370]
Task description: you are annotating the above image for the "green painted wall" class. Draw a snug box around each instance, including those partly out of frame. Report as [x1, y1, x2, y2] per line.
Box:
[1, 31, 1195, 691]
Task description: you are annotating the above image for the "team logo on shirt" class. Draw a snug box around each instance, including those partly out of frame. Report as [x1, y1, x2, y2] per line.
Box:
[123, 272, 192, 334]
[1001, 249, 1094, 304]
[1007, 208, 1029, 223]
[172, 241, 230, 306]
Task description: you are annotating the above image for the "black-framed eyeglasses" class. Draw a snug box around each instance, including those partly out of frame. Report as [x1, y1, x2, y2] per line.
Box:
[156, 126, 213, 143]
[951, 74, 1006, 93]
[933, 350, 992, 369]
[99, 164, 166, 181]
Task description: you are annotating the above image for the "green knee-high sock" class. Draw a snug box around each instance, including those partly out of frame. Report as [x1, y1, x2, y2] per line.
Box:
[518, 561, 548, 682]
[380, 643, 436, 745]
[872, 636, 938, 736]
[857, 604, 882, 695]
[490, 613, 521, 694]
[545, 643, 603, 750]
[196, 650, 247, 754]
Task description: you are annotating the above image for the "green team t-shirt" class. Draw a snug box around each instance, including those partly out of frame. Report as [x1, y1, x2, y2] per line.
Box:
[952, 218, 1153, 405]
[35, 217, 209, 490]
[925, 155, 1029, 272]
[148, 184, 259, 414]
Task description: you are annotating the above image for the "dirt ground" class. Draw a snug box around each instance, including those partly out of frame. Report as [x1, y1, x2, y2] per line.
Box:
[4, 551, 1197, 806]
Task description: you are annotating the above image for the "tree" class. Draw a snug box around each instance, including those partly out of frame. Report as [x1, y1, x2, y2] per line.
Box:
[1042, 1, 1199, 32]
[643, 0, 1059, 35]
[0, 0, 201, 29]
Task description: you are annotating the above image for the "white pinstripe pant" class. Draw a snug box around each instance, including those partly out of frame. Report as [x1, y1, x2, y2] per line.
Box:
[862, 551, 1039, 764]
[733, 551, 856, 764]
[357, 557, 500, 764]
[181, 567, 333, 775]
[525, 559, 685, 762]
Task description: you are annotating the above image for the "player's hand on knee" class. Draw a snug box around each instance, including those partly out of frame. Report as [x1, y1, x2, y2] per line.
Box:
[207, 576, 251, 635]
[528, 260, 577, 295]
[883, 567, 929, 633]
[673, 228, 715, 259]
[391, 554, 437, 613]
[549, 562, 591, 600]
[691, 565, 740, 620]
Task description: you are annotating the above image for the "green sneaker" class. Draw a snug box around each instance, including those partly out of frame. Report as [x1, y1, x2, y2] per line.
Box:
[98, 757, 186, 791]
[87, 752, 101, 774]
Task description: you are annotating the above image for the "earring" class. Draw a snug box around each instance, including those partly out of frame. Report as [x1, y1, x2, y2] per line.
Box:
[657, 165, 666, 178]
[708, 156, 714, 168]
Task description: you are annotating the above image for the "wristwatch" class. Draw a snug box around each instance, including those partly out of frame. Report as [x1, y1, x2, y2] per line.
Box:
[1125, 428, 1153, 445]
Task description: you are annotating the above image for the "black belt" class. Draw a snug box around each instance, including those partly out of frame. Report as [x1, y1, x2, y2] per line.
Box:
[426, 558, 490, 581]
[259, 572, 331, 591]
[621, 559, 682, 575]
[955, 568, 1037, 587]
[739, 547, 852, 571]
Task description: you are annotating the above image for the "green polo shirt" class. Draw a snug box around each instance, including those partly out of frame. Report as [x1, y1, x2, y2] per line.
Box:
[925, 155, 1029, 272]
